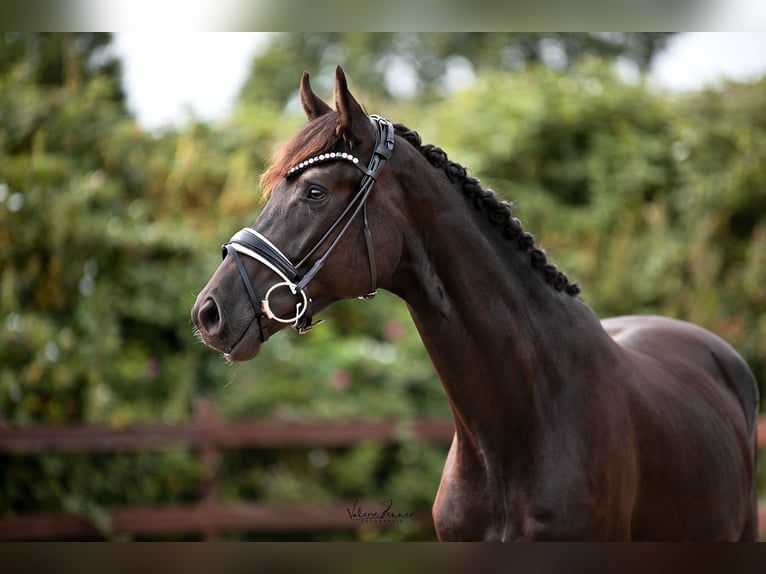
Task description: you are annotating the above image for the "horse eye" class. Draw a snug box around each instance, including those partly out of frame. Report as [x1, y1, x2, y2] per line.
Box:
[306, 187, 327, 201]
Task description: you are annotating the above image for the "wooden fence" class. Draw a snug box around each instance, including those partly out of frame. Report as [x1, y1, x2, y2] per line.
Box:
[0, 399, 454, 540]
[1, 401, 765, 540]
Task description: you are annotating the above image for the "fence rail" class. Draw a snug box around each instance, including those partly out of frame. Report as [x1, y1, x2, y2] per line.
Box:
[0, 500, 437, 541]
[0, 400, 453, 540]
[0, 407, 455, 453]
[1, 401, 765, 540]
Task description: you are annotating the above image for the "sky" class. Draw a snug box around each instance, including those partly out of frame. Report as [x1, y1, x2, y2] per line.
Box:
[113, 33, 766, 130]
[113, 33, 270, 129]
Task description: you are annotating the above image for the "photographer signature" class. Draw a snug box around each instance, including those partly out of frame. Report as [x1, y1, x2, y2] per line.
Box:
[346, 499, 416, 523]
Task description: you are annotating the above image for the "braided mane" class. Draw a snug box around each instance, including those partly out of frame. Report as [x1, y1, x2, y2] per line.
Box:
[394, 123, 581, 297]
[260, 113, 580, 297]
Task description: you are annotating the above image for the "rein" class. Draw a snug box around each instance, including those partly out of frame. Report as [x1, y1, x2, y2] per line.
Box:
[222, 115, 395, 341]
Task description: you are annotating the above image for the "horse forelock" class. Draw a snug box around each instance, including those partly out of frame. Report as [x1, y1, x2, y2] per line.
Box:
[392, 123, 581, 298]
[260, 112, 344, 198]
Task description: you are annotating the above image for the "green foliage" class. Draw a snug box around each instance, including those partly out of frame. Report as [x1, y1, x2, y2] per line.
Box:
[217, 294, 448, 423]
[2, 35, 765, 540]
[2, 450, 201, 514]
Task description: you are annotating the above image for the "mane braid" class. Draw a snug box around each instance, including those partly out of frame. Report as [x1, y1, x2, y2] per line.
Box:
[393, 123, 581, 297]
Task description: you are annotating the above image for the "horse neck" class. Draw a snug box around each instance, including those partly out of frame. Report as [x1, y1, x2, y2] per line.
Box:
[385, 153, 616, 463]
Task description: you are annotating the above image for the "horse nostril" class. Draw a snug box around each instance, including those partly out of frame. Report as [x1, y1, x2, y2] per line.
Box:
[198, 297, 222, 334]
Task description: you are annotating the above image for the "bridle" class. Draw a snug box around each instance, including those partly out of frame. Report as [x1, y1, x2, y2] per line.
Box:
[221, 114, 395, 342]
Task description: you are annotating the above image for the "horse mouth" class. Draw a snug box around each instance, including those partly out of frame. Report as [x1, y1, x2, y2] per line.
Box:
[223, 320, 264, 362]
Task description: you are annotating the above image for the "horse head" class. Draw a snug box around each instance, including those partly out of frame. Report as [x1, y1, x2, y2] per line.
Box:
[191, 67, 406, 361]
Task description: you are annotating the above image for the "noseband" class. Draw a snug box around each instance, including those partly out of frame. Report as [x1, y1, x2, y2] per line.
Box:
[221, 115, 395, 342]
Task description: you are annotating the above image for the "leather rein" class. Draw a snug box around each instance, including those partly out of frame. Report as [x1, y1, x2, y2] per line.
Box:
[221, 115, 395, 342]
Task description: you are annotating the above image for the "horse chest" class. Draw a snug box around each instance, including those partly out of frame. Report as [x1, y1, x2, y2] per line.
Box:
[432, 469, 567, 541]
[432, 435, 617, 541]
[433, 469, 608, 541]
[432, 442, 547, 541]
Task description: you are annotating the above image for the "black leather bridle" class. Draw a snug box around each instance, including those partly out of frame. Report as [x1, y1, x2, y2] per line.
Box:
[221, 115, 395, 342]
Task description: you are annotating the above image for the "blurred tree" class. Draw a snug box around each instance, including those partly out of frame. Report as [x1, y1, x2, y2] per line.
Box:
[0, 32, 124, 100]
[0, 33, 126, 157]
[1, 34, 227, 520]
[238, 32, 675, 108]
[0, 33, 199, 426]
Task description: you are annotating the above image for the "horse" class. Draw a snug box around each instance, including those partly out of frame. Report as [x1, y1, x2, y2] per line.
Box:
[191, 66, 760, 541]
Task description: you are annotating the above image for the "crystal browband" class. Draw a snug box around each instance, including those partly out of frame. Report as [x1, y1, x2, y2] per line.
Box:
[287, 152, 362, 177]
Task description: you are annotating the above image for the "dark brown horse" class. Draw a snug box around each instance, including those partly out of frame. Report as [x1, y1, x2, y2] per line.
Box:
[191, 67, 760, 541]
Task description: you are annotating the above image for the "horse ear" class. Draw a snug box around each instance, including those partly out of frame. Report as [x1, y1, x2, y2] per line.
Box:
[300, 71, 332, 120]
[334, 66, 369, 143]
